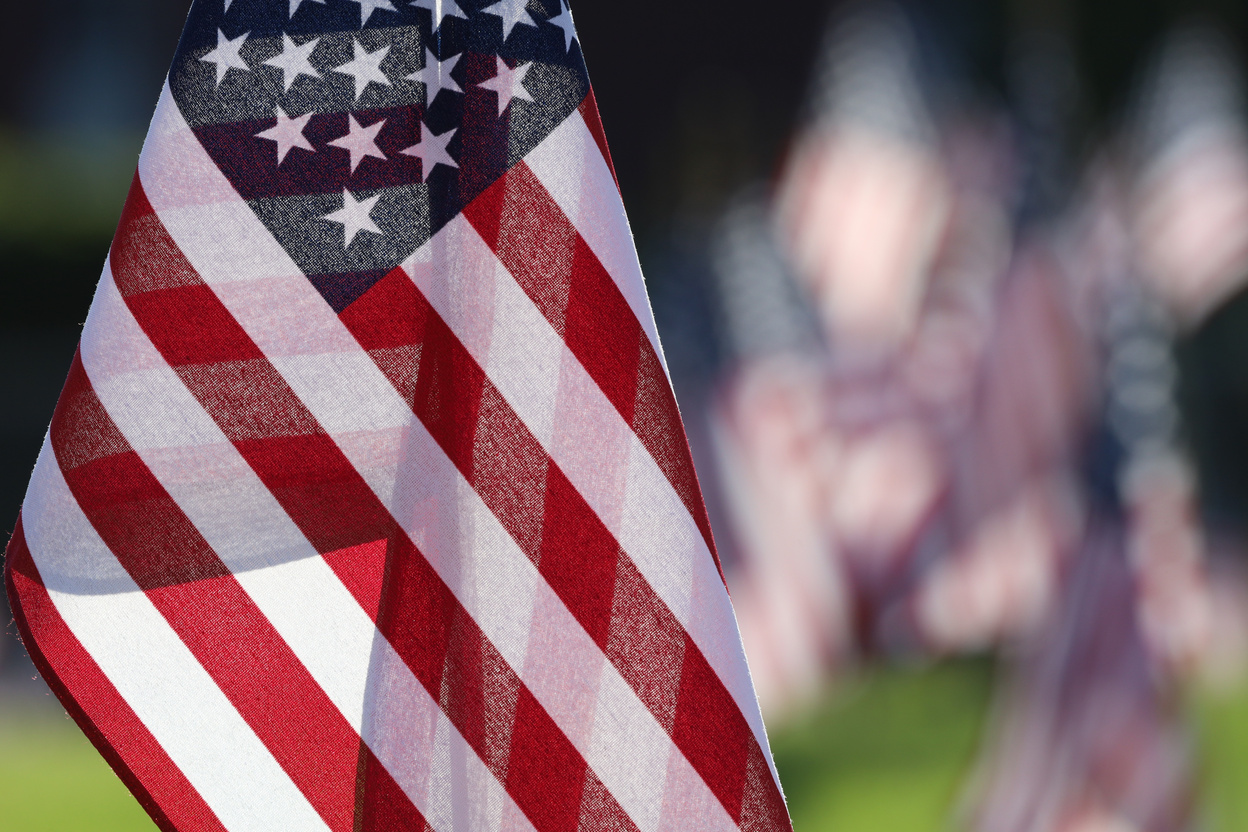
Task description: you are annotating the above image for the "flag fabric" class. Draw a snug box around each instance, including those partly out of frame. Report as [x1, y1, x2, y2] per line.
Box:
[3, 2, 791, 830]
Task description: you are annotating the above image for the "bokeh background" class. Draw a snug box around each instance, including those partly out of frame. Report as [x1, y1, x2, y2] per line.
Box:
[8, 1, 1248, 830]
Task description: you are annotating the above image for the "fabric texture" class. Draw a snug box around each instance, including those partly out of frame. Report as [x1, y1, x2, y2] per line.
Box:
[3, 2, 791, 830]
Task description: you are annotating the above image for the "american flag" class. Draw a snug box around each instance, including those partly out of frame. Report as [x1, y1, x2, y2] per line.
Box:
[3, 1, 791, 830]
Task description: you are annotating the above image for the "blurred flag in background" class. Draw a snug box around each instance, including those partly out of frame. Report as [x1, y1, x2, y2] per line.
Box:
[687, 4, 1248, 831]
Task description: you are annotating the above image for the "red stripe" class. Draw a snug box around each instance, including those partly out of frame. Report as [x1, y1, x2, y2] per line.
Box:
[5, 518, 228, 832]
[460, 162, 721, 572]
[111, 175, 637, 832]
[341, 265, 789, 826]
[49, 350, 424, 832]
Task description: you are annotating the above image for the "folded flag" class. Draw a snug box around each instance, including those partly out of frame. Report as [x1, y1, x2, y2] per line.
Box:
[3, 1, 792, 830]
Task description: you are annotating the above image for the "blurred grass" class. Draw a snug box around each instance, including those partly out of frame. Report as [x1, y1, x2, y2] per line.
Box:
[0, 702, 155, 832]
[3, 658, 1248, 831]
[771, 658, 996, 832]
[1194, 680, 1248, 832]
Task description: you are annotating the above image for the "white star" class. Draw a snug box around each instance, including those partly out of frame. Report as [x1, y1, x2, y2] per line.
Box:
[345, 0, 398, 26]
[410, 0, 467, 29]
[255, 106, 315, 164]
[200, 29, 251, 86]
[332, 40, 391, 101]
[263, 33, 321, 91]
[406, 49, 461, 104]
[289, 0, 326, 17]
[544, 1, 576, 52]
[477, 57, 534, 115]
[224, 0, 234, 11]
[480, 0, 537, 40]
[323, 189, 384, 248]
[328, 114, 388, 173]
[400, 124, 457, 181]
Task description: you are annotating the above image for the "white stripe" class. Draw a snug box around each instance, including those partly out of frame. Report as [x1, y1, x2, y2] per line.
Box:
[137, 83, 738, 831]
[20, 442, 329, 832]
[79, 265, 527, 832]
[523, 109, 666, 366]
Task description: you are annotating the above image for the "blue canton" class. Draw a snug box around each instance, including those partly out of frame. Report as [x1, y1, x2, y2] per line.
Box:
[169, 0, 588, 312]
